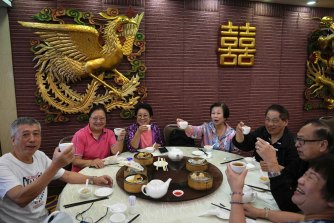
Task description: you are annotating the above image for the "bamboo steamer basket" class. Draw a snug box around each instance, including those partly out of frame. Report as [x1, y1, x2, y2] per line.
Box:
[134, 152, 153, 166]
[186, 157, 208, 172]
[124, 166, 147, 178]
[188, 171, 213, 190]
[124, 174, 148, 193]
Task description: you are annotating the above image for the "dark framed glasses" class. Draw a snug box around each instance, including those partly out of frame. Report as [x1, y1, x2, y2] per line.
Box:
[295, 137, 325, 145]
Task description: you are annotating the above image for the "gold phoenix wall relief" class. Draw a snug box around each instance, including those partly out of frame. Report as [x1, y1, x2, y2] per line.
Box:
[305, 16, 334, 110]
[19, 8, 147, 122]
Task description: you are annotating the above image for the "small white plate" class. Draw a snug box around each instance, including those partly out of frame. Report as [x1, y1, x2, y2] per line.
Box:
[94, 187, 113, 197]
[192, 150, 204, 156]
[153, 160, 168, 168]
[138, 147, 155, 153]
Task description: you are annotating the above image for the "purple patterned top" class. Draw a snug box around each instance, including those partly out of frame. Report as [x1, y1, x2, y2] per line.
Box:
[125, 122, 164, 152]
[185, 121, 236, 152]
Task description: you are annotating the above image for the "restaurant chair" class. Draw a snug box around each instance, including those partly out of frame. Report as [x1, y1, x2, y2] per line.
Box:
[319, 116, 334, 134]
[163, 124, 195, 147]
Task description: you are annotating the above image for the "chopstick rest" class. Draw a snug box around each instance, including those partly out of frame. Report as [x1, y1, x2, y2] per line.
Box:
[63, 196, 108, 208]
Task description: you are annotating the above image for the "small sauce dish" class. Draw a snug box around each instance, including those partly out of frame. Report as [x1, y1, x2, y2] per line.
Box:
[172, 189, 184, 197]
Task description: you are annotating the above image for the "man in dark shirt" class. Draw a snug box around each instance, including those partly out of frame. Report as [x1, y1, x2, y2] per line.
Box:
[232, 104, 298, 168]
[255, 119, 334, 212]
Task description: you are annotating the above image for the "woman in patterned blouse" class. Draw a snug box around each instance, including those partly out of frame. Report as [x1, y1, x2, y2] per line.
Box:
[177, 102, 236, 152]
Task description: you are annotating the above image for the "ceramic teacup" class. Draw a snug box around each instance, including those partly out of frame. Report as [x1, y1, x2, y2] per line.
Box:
[114, 128, 124, 136]
[78, 187, 92, 199]
[178, 121, 188, 129]
[203, 145, 213, 153]
[230, 161, 246, 174]
[58, 143, 73, 152]
[242, 125, 251, 135]
[109, 213, 126, 223]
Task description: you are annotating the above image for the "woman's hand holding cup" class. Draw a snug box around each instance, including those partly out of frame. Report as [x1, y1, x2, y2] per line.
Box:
[176, 118, 188, 130]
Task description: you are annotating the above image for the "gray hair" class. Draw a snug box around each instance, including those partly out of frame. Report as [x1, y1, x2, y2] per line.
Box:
[11, 117, 41, 137]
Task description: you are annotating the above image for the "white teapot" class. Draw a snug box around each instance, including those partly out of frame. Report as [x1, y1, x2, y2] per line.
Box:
[141, 178, 172, 199]
[242, 185, 257, 203]
[167, 148, 184, 161]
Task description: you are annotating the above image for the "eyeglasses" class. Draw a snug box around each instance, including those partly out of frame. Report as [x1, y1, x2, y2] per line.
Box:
[90, 117, 106, 122]
[137, 114, 149, 119]
[295, 137, 325, 146]
[75, 202, 108, 223]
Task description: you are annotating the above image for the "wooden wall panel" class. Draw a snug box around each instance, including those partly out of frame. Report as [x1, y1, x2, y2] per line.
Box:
[7, 0, 334, 157]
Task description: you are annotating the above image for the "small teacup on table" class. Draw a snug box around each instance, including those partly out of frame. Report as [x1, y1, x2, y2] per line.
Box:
[109, 213, 126, 223]
[230, 161, 246, 174]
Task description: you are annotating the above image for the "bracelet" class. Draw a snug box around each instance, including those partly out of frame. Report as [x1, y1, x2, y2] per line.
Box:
[230, 201, 244, 205]
[268, 171, 281, 178]
[88, 176, 96, 185]
[230, 192, 244, 196]
[264, 207, 270, 218]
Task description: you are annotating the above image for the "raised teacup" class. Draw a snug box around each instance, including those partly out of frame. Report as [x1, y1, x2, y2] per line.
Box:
[178, 121, 188, 129]
[58, 143, 73, 152]
[230, 161, 246, 174]
[242, 125, 251, 135]
[114, 128, 124, 136]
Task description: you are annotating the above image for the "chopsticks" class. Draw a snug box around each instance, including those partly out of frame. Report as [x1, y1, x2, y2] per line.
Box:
[63, 196, 108, 208]
[198, 148, 208, 156]
[220, 157, 244, 164]
[89, 163, 119, 168]
[211, 203, 230, 211]
[245, 184, 271, 192]
[211, 203, 257, 220]
[128, 214, 140, 223]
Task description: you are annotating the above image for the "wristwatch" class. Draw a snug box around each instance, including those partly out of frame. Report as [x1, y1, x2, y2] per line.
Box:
[88, 176, 96, 185]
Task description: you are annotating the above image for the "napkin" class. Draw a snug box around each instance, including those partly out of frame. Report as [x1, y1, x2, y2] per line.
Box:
[198, 208, 229, 219]
[103, 155, 120, 165]
[199, 208, 257, 222]
[246, 163, 256, 170]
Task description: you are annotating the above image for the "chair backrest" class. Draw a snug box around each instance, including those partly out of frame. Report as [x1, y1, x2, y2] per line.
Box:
[319, 116, 334, 134]
[164, 124, 195, 147]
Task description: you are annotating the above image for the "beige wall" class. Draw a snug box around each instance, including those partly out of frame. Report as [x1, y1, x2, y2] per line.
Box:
[0, 7, 17, 155]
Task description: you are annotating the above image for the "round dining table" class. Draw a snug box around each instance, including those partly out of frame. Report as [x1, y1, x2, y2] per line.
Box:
[57, 147, 279, 223]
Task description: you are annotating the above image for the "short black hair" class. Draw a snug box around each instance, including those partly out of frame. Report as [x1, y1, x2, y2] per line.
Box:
[210, 102, 230, 119]
[135, 103, 153, 117]
[11, 117, 41, 137]
[88, 104, 107, 118]
[308, 154, 334, 202]
[265, 104, 289, 121]
[303, 119, 334, 153]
